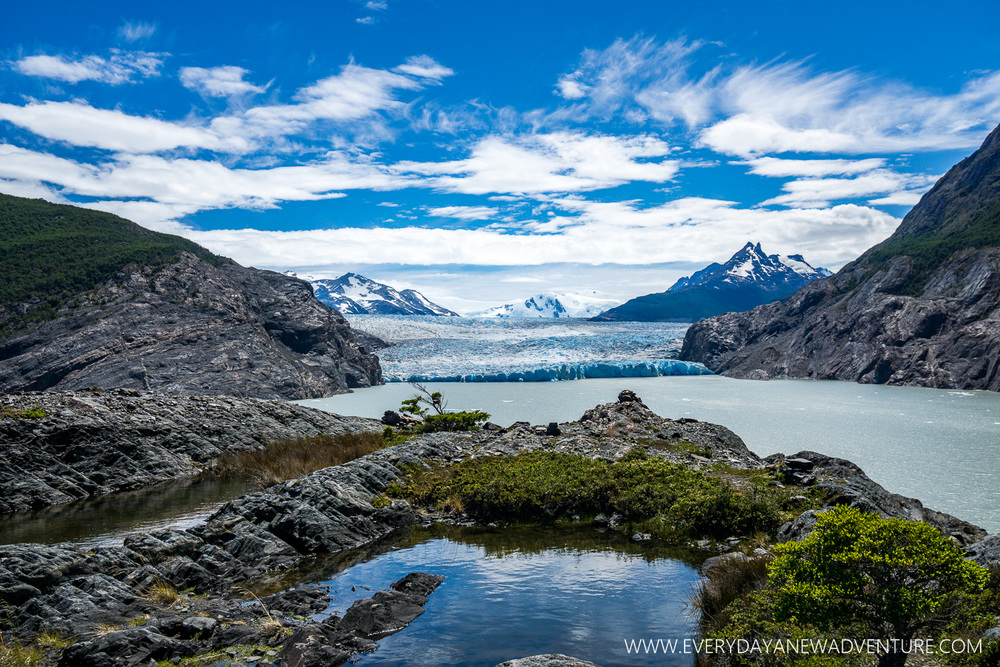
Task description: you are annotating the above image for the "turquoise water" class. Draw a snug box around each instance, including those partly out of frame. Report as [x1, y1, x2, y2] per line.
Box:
[300, 376, 1000, 533]
[294, 525, 703, 667]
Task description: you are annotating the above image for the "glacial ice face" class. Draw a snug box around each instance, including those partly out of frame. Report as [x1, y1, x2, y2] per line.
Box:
[347, 315, 708, 382]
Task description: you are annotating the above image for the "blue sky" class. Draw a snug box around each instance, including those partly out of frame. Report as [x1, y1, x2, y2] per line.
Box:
[3, 0, 1000, 312]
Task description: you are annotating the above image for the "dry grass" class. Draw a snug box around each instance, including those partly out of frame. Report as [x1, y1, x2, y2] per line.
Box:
[0, 636, 43, 667]
[35, 631, 73, 650]
[211, 431, 385, 488]
[142, 580, 179, 606]
[94, 623, 123, 636]
[692, 554, 771, 634]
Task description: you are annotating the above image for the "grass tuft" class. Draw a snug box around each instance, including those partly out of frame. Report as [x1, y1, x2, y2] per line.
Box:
[210, 431, 387, 488]
[0, 635, 44, 666]
[142, 580, 179, 606]
[692, 554, 771, 635]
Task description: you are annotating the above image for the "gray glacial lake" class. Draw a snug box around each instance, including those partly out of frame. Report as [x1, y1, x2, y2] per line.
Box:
[300, 375, 1000, 533]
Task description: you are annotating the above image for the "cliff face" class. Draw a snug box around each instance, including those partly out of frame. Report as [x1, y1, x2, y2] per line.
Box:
[0, 251, 382, 399]
[680, 123, 1000, 389]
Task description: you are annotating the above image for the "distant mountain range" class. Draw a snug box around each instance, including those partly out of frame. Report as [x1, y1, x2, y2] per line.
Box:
[475, 292, 621, 318]
[680, 121, 1000, 391]
[592, 242, 830, 322]
[309, 273, 459, 316]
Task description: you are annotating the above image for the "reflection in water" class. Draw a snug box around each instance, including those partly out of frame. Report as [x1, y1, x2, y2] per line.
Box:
[266, 525, 704, 667]
[0, 478, 251, 547]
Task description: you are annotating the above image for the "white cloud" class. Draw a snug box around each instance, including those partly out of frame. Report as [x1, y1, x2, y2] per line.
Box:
[868, 191, 927, 206]
[428, 205, 495, 220]
[760, 170, 937, 208]
[118, 21, 157, 42]
[245, 63, 422, 131]
[700, 66, 1000, 156]
[397, 132, 677, 195]
[1, 58, 449, 154]
[365, 1, 387, 9]
[0, 144, 413, 220]
[12, 51, 163, 84]
[176, 198, 896, 272]
[555, 78, 588, 100]
[356, 17, 375, 25]
[180, 66, 268, 97]
[740, 157, 886, 178]
[0, 101, 242, 152]
[393, 56, 454, 81]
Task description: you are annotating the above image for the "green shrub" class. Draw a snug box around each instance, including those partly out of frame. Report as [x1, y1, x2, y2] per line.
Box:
[391, 450, 780, 540]
[769, 506, 989, 667]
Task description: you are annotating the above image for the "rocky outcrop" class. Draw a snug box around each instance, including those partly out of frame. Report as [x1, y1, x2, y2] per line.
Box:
[769, 452, 986, 545]
[680, 123, 1000, 390]
[0, 395, 989, 665]
[0, 389, 380, 514]
[0, 251, 382, 399]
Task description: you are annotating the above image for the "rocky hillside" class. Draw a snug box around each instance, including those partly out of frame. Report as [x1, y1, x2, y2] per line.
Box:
[0, 389, 379, 514]
[680, 123, 1000, 390]
[594, 242, 829, 322]
[0, 195, 382, 399]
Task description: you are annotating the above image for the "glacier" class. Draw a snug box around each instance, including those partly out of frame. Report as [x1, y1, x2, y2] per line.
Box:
[391, 359, 711, 383]
[346, 314, 708, 383]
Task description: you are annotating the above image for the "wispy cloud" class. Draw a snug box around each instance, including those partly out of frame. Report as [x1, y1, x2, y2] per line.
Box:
[394, 55, 454, 81]
[428, 205, 495, 220]
[759, 170, 937, 208]
[180, 66, 268, 97]
[118, 21, 157, 42]
[12, 50, 164, 84]
[556, 36, 1000, 155]
[739, 157, 886, 178]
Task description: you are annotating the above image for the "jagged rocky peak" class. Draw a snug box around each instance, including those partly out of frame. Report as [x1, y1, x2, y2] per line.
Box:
[0, 194, 381, 399]
[668, 242, 831, 292]
[593, 243, 829, 322]
[476, 292, 621, 318]
[679, 121, 1000, 391]
[310, 272, 459, 316]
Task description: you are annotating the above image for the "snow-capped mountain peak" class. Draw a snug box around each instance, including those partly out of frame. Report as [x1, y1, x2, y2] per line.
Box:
[475, 292, 621, 318]
[309, 273, 459, 316]
[594, 243, 830, 322]
[669, 242, 830, 292]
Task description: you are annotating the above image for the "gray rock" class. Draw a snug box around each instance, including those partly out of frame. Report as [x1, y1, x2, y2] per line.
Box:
[181, 616, 217, 639]
[0, 389, 380, 514]
[777, 510, 823, 543]
[966, 534, 1000, 566]
[0, 252, 382, 399]
[496, 655, 602, 667]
